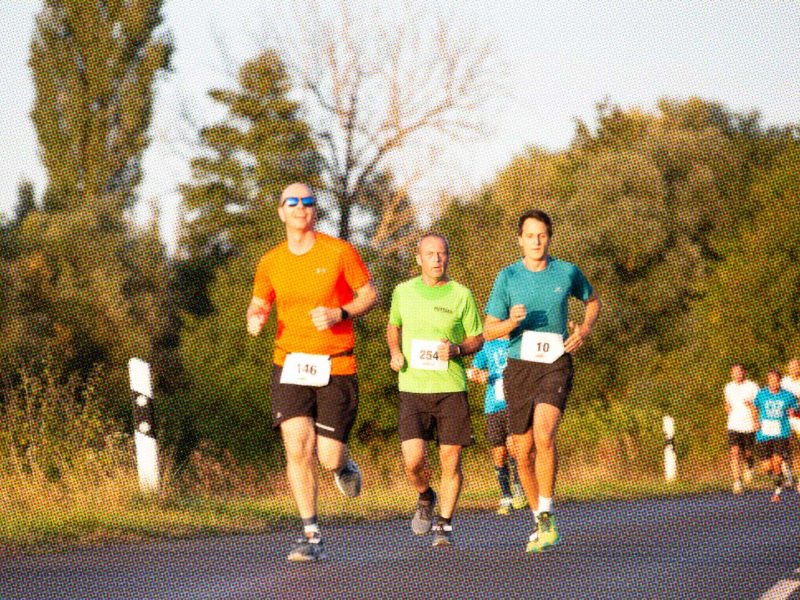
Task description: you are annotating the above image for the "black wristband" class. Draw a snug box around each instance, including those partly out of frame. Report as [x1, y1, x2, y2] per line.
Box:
[340, 307, 350, 321]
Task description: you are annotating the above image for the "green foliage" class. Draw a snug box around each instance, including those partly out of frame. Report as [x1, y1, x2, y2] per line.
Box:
[3, 0, 178, 424]
[179, 247, 279, 464]
[177, 50, 319, 317]
[30, 0, 171, 215]
[0, 362, 119, 479]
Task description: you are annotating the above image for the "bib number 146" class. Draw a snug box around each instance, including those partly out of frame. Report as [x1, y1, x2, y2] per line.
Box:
[281, 353, 332, 387]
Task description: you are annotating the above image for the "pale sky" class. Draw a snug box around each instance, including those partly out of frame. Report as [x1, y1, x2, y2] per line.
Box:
[1, 1, 798, 250]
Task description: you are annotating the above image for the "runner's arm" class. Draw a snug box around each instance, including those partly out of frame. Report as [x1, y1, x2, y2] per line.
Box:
[386, 323, 405, 372]
[466, 367, 489, 384]
[310, 281, 379, 331]
[246, 296, 272, 336]
[439, 334, 484, 361]
[484, 306, 526, 340]
[564, 293, 602, 353]
[342, 281, 379, 320]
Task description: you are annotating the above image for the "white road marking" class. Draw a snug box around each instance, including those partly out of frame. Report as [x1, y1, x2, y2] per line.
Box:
[759, 579, 800, 600]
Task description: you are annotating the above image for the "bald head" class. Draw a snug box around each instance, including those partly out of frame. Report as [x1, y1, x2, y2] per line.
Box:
[280, 182, 314, 205]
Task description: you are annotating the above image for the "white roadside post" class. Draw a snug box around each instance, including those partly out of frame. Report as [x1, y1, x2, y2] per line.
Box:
[663, 415, 677, 482]
[129, 358, 160, 494]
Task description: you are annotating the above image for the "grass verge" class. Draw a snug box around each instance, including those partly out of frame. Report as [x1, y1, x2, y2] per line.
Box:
[0, 448, 752, 555]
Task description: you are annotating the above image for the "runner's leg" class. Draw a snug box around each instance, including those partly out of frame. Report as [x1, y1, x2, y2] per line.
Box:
[532, 403, 562, 500]
[281, 417, 318, 519]
[402, 438, 431, 493]
[438, 444, 463, 520]
[317, 436, 347, 472]
[512, 429, 538, 510]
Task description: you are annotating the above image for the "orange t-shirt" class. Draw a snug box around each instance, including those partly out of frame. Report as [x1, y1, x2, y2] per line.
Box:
[252, 233, 372, 375]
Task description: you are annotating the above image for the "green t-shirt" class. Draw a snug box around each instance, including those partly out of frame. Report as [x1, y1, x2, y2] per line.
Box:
[389, 277, 483, 393]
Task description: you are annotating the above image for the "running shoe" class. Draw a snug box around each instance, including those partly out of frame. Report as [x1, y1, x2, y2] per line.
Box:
[287, 533, 326, 562]
[334, 458, 362, 498]
[411, 490, 437, 535]
[732, 480, 743, 495]
[497, 497, 513, 515]
[524, 526, 540, 553]
[527, 512, 560, 552]
[431, 519, 453, 547]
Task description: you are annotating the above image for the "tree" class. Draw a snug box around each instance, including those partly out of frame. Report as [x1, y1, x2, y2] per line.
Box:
[9, 0, 174, 406]
[263, 0, 503, 243]
[30, 0, 171, 219]
[177, 50, 319, 316]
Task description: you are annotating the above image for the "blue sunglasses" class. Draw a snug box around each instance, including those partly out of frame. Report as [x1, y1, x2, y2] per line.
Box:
[282, 196, 316, 207]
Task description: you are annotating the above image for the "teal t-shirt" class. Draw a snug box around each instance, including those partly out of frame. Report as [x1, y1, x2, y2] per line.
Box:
[485, 257, 593, 360]
[471, 338, 509, 415]
[389, 277, 483, 393]
[754, 387, 797, 442]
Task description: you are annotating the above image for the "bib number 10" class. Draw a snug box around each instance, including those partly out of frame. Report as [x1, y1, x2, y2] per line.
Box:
[520, 331, 564, 364]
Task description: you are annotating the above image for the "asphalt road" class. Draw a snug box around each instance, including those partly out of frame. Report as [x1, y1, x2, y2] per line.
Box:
[1, 491, 798, 599]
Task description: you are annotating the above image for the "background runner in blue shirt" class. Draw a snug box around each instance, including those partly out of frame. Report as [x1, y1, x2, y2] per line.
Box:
[753, 368, 798, 503]
[468, 337, 526, 514]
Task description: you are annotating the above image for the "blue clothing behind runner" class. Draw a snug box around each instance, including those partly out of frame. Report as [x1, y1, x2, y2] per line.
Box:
[753, 387, 797, 442]
[485, 257, 593, 360]
[472, 338, 510, 415]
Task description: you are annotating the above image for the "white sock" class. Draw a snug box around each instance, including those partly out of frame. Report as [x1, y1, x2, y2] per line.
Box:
[538, 496, 553, 514]
[304, 524, 320, 537]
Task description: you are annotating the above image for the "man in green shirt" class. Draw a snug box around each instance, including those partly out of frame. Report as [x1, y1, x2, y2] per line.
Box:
[387, 233, 484, 547]
[485, 209, 601, 553]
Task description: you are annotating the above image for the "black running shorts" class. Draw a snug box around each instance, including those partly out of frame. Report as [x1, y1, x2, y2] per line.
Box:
[398, 391, 472, 446]
[271, 364, 358, 443]
[485, 409, 511, 448]
[727, 431, 756, 452]
[756, 437, 790, 461]
[504, 354, 574, 435]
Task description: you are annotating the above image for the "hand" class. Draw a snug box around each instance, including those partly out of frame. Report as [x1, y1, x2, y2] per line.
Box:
[509, 304, 526, 325]
[564, 320, 589, 353]
[437, 339, 458, 361]
[467, 368, 488, 384]
[390, 351, 405, 372]
[310, 306, 341, 331]
[247, 314, 266, 336]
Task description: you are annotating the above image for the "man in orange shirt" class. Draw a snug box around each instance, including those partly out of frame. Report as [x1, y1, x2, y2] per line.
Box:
[247, 182, 378, 562]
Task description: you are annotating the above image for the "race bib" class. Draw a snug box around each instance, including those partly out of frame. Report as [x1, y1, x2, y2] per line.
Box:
[494, 379, 505, 401]
[410, 339, 448, 371]
[520, 331, 564, 364]
[761, 419, 781, 437]
[280, 353, 331, 387]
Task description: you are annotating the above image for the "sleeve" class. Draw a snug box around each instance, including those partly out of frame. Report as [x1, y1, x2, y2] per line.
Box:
[252, 255, 275, 303]
[789, 392, 799, 411]
[472, 348, 487, 370]
[485, 271, 510, 320]
[341, 242, 372, 291]
[462, 289, 483, 337]
[388, 285, 402, 327]
[570, 265, 594, 302]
